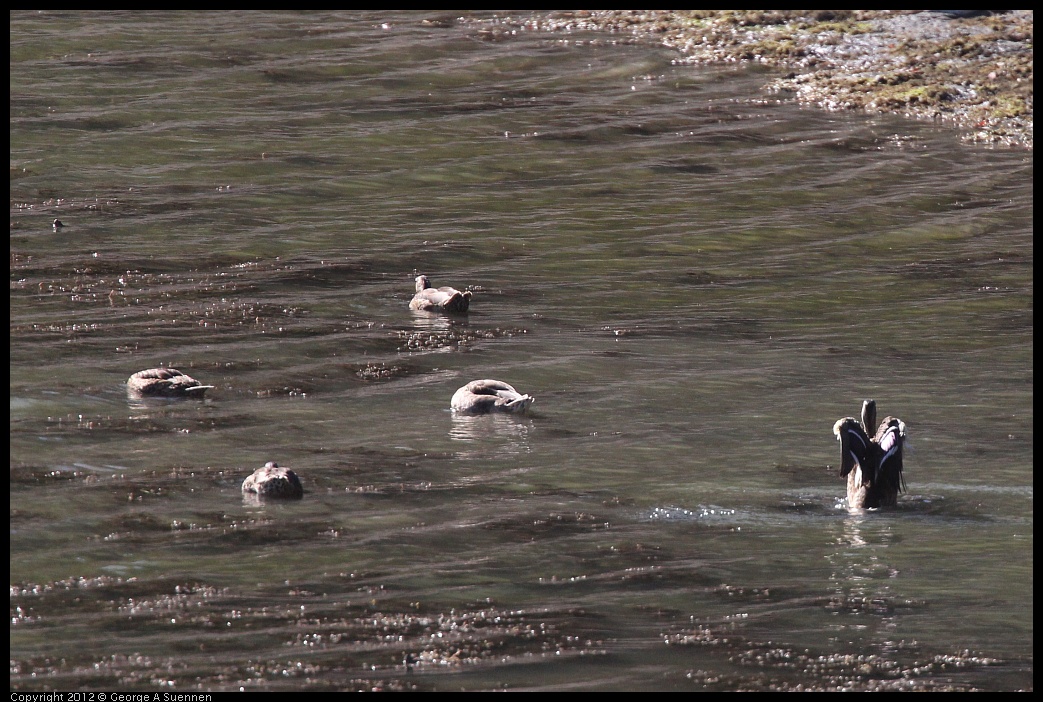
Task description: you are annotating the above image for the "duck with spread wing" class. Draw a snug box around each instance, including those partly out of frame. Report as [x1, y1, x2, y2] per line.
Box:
[833, 399, 907, 509]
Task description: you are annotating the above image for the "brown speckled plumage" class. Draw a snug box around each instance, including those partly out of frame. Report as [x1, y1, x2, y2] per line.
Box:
[409, 275, 471, 314]
[241, 462, 304, 500]
[451, 379, 534, 414]
[127, 368, 213, 399]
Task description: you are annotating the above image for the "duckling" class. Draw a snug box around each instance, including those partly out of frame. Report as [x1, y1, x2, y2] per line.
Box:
[451, 379, 533, 414]
[241, 461, 304, 500]
[833, 399, 907, 509]
[126, 368, 213, 399]
[409, 275, 471, 314]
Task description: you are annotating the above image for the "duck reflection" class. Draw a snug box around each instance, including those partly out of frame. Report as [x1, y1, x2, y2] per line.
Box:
[826, 514, 902, 629]
[126, 393, 213, 417]
[408, 310, 457, 331]
[449, 411, 534, 454]
[402, 310, 469, 354]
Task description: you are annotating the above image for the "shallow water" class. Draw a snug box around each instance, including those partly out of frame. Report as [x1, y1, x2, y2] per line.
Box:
[10, 11, 1032, 691]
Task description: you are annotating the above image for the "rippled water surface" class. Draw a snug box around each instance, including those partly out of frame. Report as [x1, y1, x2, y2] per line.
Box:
[10, 11, 1032, 691]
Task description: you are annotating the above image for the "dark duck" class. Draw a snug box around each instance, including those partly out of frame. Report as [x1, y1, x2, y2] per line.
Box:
[832, 399, 907, 509]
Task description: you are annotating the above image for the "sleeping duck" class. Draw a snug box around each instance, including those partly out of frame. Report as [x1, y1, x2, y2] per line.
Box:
[241, 461, 304, 500]
[409, 275, 472, 314]
[126, 368, 213, 399]
[451, 379, 534, 414]
[833, 399, 907, 509]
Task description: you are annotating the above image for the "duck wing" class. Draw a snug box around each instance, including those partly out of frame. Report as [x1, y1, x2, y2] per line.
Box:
[437, 287, 470, 313]
[873, 417, 907, 495]
[484, 381, 532, 412]
[834, 417, 870, 478]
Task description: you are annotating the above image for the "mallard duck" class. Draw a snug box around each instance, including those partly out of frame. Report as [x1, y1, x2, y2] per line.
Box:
[451, 379, 534, 414]
[241, 461, 304, 500]
[126, 368, 213, 399]
[833, 399, 907, 509]
[409, 275, 471, 314]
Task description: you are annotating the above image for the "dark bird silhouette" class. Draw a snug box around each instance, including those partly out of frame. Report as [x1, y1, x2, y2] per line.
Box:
[833, 399, 907, 509]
